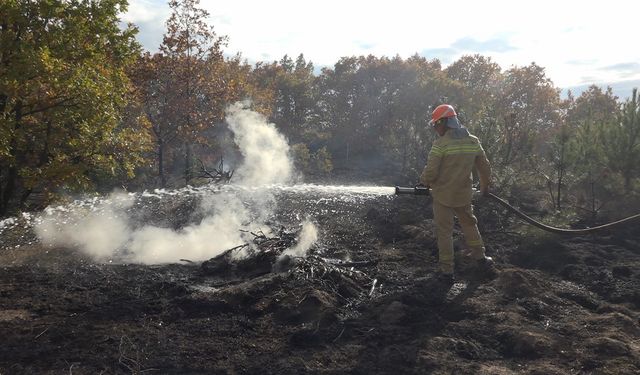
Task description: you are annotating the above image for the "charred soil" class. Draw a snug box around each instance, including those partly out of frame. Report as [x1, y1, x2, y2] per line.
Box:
[1, 190, 640, 374]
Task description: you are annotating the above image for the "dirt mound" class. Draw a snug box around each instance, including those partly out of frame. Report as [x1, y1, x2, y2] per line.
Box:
[1, 191, 639, 374]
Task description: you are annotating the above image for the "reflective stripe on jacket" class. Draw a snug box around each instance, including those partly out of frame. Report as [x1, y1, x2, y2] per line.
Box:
[420, 131, 491, 207]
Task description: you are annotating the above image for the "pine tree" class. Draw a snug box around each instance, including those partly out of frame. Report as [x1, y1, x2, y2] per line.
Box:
[601, 89, 640, 192]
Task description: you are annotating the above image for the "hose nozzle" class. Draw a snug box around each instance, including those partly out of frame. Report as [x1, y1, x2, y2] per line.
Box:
[395, 186, 430, 196]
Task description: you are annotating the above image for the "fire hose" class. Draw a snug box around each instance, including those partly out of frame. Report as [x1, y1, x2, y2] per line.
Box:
[395, 186, 640, 235]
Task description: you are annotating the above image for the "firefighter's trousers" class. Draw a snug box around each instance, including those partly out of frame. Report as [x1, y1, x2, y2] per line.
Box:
[432, 199, 486, 274]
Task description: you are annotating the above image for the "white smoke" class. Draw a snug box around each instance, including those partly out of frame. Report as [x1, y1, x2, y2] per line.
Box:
[279, 219, 319, 259]
[226, 101, 292, 185]
[126, 192, 251, 263]
[35, 102, 316, 264]
[35, 192, 133, 261]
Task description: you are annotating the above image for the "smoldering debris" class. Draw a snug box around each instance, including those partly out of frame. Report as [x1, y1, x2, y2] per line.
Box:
[199, 217, 375, 300]
[201, 219, 321, 278]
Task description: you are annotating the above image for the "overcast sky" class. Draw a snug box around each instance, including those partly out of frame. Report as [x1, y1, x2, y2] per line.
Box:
[121, 0, 640, 91]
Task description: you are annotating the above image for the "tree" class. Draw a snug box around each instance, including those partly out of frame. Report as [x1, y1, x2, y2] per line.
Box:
[493, 63, 562, 168]
[561, 86, 618, 217]
[566, 85, 618, 127]
[315, 54, 457, 179]
[133, 0, 249, 187]
[130, 53, 173, 188]
[445, 54, 502, 120]
[249, 54, 317, 143]
[546, 117, 572, 210]
[384, 55, 454, 178]
[0, 0, 148, 214]
[601, 88, 640, 192]
[161, 0, 229, 185]
[271, 54, 316, 143]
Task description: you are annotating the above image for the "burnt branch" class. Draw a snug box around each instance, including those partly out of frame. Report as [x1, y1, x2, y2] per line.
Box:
[197, 158, 234, 183]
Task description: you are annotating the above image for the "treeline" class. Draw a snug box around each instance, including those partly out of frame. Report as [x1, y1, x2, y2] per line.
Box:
[2, 0, 639, 219]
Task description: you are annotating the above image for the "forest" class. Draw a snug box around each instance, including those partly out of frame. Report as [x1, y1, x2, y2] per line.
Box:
[2, 0, 640, 220]
[4, 1, 640, 374]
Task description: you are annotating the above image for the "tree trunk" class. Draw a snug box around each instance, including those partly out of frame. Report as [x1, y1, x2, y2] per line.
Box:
[590, 172, 597, 222]
[1, 166, 17, 216]
[0, 94, 6, 115]
[556, 159, 564, 211]
[184, 142, 191, 185]
[158, 140, 166, 188]
[1, 101, 22, 215]
[624, 174, 632, 194]
[0, 168, 4, 215]
[39, 119, 52, 165]
[19, 188, 32, 210]
[556, 169, 563, 211]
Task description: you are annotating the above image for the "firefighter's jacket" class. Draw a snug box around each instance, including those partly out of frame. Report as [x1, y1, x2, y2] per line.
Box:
[420, 131, 491, 207]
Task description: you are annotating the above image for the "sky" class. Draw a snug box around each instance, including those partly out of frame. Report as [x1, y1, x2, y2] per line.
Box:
[121, 0, 640, 95]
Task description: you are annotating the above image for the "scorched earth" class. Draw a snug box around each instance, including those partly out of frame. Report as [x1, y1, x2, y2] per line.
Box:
[1, 182, 639, 374]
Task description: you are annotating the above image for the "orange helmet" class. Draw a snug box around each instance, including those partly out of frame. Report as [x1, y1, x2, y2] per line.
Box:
[430, 104, 457, 126]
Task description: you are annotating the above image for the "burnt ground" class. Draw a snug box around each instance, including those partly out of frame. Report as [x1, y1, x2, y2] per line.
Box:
[1, 189, 640, 374]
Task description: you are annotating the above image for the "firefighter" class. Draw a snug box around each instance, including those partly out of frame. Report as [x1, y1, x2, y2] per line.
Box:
[420, 104, 494, 281]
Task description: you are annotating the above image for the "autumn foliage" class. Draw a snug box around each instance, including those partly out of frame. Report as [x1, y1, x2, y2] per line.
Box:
[0, 0, 150, 215]
[1, 0, 639, 219]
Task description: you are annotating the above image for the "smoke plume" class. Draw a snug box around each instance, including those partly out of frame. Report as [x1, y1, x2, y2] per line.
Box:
[279, 219, 319, 259]
[226, 101, 293, 185]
